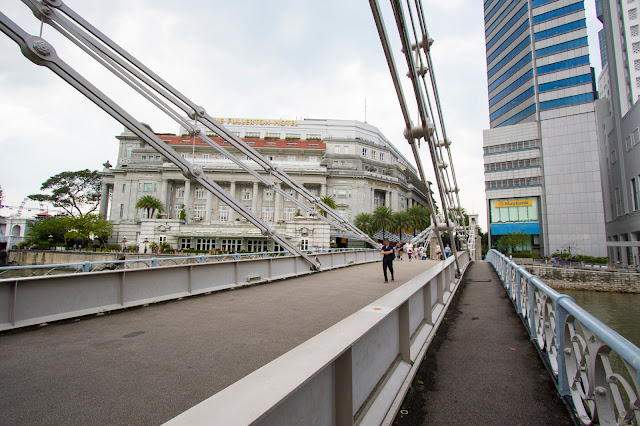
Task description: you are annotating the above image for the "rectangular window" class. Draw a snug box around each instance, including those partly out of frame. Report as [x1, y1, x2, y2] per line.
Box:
[221, 239, 242, 253]
[630, 8, 637, 19]
[265, 132, 280, 138]
[119, 204, 124, 219]
[177, 187, 185, 198]
[335, 146, 342, 154]
[263, 189, 274, 201]
[632, 178, 640, 211]
[379, 153, 384, 161]
[125, 146, 133, 158]
[180, 238, 192, 249]
[202, 154, 210, 160]
[242, 188, 252, 201]
[218, 205, 229, 221]
[299, 239, 309, 250]
[626, 135, 633, 151]
[362, 148, 367, 157]
[611, 149, 617, 164]
[284, 207, 295, 221]
[262, 207, 274, 222]
[193, 204, 206, 219]
[175, 204, 183, 219]
[245, 132, 260, 138]
[247, 239, 268, 252]
[141, 155, 147, 160]
[285, 188, 296, 200]
[371, 150, 377, 159]
[337, 189, 348, 198]
[195, 238, 215, 251]
[195, 187, 206, 199]
[634, 128, 640, 144]
[287, 155, 296, 161]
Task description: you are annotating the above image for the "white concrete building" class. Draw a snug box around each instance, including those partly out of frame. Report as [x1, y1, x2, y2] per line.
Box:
[100, 118, 430, 252]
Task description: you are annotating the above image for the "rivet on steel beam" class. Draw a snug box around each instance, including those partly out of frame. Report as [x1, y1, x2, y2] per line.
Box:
[564, 348, 572, 355]
[31, 39, 52, 56]
[261, 227, 274, 237]
[41, 6, 52, 15]
[594, 387, 607, 396]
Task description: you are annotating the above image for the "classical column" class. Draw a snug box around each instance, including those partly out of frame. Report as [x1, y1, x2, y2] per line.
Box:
[184, 180, 191, 222]
[320, 184, 327, 197]
[274, 183, 282, 221]
[371, 188, 375, 211]
[205, 191, 212, 222]
[160, 179, 168, 213]
[385, 191, 390, 208]
[252, 182, 259, 214]
[228, 181, 236, 221]
[99, 182, 109, 218]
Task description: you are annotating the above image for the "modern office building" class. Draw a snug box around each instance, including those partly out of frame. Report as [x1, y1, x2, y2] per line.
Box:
[483, 0, 607, 257]
[594, 0, 640, 264]
[99, 118, 430, 252]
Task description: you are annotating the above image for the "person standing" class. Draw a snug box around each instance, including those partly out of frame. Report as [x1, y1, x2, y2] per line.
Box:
[406, 241, 413, 262]
[381, 238, 395, 283]
[445, 244, 451, 258]
[436, 243, 442, 260]
[418, 244, 424, 260]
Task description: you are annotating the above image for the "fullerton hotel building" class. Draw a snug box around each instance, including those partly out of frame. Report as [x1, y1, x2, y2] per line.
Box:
[99, 118, 430, 252]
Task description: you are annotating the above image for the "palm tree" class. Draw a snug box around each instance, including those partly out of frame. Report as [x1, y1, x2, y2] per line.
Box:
[354, 212, 374, 236]
[373, 206, 394, 239]
[393, 211, 412, 242]
[317, 195, 337, 217]
[407, 205, 431, 235]
[135, 195, 165, 219]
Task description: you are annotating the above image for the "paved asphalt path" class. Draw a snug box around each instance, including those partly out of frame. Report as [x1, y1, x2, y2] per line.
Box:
[395, 262, 574, 426]
[0, 257, 436, 425]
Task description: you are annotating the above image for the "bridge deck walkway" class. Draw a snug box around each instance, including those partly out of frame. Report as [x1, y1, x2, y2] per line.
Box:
[0, 258, 437, 425]
[396, 261, 574, 425]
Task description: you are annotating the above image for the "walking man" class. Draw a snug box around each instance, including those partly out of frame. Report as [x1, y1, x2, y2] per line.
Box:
[381, 238, 395, 283]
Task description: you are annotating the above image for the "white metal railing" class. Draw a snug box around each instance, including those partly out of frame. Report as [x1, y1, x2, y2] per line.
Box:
[0, 249, 380, 331]
[165, 251, 470, 425]
[487, 250, 640, 425]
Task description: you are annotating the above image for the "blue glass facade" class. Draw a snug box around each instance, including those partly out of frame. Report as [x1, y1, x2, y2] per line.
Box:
[485, 0, 594, 128]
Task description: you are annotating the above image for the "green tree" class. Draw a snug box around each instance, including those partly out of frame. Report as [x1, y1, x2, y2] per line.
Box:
[373, 206, 394, 239]
[497, 232, 530, 254]
[25, 214, 112, 248]
[135, 195, 165, 219]
[392, 211, 412, 241]
[354, 213, 374, 236]
[407, 205, 431, 235]
[316, 195, 337, 217]
[28, 169, 102, 218]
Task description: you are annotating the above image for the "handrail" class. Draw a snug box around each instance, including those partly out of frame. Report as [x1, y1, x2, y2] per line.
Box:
[0, 248, 377, 278]
[486, 249, 640, 425]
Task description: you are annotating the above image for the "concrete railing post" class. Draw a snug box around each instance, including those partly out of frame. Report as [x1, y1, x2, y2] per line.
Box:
[424, 279, 434, 325]
[399, 301, 411, 363]
[335, 348, 353, 425]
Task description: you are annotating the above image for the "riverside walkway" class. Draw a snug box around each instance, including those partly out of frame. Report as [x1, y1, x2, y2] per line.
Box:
[0, 259, 572, 425]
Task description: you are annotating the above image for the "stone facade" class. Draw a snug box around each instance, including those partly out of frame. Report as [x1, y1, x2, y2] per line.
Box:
[525, 265, 640, 293]
[100, 118, 430, 252]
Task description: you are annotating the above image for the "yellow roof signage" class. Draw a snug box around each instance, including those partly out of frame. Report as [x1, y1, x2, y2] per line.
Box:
[211, 118, 299, 127]
[495, 199, 532, 208]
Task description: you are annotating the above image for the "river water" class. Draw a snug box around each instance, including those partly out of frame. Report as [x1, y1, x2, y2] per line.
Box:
[560, 289, 640, 349]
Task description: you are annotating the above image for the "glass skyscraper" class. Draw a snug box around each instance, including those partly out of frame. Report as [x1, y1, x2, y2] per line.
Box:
[483, 0, 607, 257]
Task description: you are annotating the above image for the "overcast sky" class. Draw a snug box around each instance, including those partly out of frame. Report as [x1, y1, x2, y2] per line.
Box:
[0, 0, 601, 230]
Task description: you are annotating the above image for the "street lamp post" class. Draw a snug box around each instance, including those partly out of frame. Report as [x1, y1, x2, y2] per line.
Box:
[143, 237, 149, 254]
[122, 236, 127, 253]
